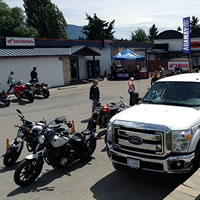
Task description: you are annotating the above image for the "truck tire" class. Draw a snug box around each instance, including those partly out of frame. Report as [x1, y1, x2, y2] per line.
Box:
[191, 142, 200, 172]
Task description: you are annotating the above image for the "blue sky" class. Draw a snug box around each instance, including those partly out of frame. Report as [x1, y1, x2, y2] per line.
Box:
[5, 0, 200, 39]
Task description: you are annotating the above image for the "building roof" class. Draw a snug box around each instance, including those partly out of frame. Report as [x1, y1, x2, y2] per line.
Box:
[71, 46, 101, 56]
[156, 30, 183, 39]
[0, 48, 71, 57]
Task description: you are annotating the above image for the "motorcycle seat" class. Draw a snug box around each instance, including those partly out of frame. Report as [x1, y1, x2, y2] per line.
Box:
[55, 116, 66, 124]
[82, 129, 92, 135]
[107, 102, 120, 111]
[71, 133, 84, 142]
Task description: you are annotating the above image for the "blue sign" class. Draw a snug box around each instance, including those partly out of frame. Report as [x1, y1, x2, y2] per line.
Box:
[182, 17, 191, 53]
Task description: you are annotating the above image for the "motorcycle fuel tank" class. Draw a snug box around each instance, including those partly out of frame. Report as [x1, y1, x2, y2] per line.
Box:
[51, 135, 70, 148]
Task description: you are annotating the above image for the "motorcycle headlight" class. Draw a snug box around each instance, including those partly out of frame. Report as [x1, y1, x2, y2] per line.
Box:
[172, 129, 192, 153]
[38, 135, 45, 144]
[107, 122, 113, 143]
[17, 131, 24, 138]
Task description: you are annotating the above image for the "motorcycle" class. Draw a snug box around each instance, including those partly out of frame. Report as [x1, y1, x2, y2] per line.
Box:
[13, 81, 34, 103]
[3, 109, 44, 167]
[14, 118, 97, 186]
[0, 82, 10, 106]
[30, 82, 50, 98]
[87, 96, 128, 130]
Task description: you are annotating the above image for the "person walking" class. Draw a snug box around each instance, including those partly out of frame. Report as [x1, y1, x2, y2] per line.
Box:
[128, 77, 135, 106]
[30, 67, 39, 83]
[7, 71, 14, 94]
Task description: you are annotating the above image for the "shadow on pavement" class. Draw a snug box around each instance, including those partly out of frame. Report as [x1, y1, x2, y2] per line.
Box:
[90, 168, 193, 200]
[7, 157, 94, 197]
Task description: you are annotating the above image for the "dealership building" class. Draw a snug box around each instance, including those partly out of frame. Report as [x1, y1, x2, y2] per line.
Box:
[0, 29, 200, 89]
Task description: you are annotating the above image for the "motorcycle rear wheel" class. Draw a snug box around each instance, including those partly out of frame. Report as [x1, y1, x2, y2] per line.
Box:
[28, 95, 34, 103]
[14, 158, 43, 186]
[3, 148, 22, 167]
[80, 137, 97, 161]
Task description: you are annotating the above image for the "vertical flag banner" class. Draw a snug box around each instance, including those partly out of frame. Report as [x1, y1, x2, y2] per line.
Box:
[182, 17, 191, 53]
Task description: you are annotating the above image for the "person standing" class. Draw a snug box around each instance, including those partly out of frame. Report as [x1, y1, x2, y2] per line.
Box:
[30, 67, 39, 83]
[128, 77, 135, 106]
[159, 65, 165, 78]
[7, 71, 14, 94]
[89, 79, 100, 102]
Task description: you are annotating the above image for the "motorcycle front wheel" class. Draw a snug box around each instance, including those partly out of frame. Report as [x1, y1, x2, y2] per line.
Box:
[3, 147, 22, 167]
[4, 99, 10, 107]
[14, 158, 43, 186]
[42, 89, 50, 98]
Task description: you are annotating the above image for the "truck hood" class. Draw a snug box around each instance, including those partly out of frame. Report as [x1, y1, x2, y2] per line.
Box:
[111, 104, 200, 130]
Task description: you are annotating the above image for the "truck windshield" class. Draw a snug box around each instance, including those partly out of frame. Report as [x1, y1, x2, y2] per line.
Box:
[142, 81, 200, 107]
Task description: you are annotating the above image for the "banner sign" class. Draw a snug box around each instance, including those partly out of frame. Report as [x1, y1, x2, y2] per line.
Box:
[182, 17, 191, 53]
[168, 61, 189, 71]
[6, 37, 35, 46]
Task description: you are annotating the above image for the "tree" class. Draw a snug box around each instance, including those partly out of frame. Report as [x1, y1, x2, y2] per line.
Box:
[177, 26, 182, 31]
[0, 0, 38, 37]
[131, 28, 148, 42]
[23, 0, 67, 39]
[82, 13, 115, 40]
[148, 24, 158, 41]
[190, 16, 200, 32]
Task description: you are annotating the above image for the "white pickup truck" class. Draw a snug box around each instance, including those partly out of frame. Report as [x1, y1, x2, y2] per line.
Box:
[106, 73, 200, 173]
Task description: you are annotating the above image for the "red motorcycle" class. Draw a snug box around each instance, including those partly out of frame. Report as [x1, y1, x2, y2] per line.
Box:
[13, 81, 34, 103]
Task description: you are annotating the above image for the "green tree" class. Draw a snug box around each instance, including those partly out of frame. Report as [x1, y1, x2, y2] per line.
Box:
[148, 24, 158, 41]
[82, 13, 115, 40]
[131, 28, 148, 42]
[23, 0, 67, 39]
[0, 0, 38, 37]
[177, 26, 182, 31]
[190, 16, 200, 32]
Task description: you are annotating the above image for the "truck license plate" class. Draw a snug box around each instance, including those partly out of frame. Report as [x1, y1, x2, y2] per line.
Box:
[127, 158, 140, 169]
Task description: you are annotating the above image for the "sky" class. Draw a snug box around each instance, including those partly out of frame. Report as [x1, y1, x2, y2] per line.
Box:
[5, 0, 200, 39]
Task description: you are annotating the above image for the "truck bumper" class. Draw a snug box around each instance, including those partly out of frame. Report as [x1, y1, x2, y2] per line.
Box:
[107, 143, 195, 173]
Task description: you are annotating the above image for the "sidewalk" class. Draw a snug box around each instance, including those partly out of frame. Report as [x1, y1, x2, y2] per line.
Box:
[165, 169, 200, 200]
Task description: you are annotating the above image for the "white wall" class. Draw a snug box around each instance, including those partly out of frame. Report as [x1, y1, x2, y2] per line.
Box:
[0, 57, 64, 91]
[154, 39, 182, 51]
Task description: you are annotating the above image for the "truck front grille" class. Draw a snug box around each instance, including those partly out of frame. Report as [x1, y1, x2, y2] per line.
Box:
[113, 126, 164, 156]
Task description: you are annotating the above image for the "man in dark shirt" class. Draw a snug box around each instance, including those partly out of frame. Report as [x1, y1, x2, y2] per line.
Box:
[89, 79, 100, 102]
[30, 67, 39, 83]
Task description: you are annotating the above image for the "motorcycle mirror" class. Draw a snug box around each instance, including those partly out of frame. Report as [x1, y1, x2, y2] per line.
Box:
[43, 117, 47, 125]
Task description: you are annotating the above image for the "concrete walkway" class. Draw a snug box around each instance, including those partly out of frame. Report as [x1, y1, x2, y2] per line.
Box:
[165, 170, 200, 200]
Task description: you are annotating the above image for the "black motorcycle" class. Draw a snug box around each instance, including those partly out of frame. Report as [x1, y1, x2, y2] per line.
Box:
[14, 118, 97, 186]
[87, 96, 128, 130]
[3, 109, 44, 167]
[30, 82, 50, 98]
[0, 82, 10, 106]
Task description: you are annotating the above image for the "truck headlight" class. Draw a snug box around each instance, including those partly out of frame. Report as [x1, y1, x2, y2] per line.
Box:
[172, 129, 192, 153]
[107, 122, 113, 143]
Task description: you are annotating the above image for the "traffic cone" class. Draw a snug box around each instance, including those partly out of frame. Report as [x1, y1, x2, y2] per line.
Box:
[71, 120, 76, 134]
[6, 138, 10, 152]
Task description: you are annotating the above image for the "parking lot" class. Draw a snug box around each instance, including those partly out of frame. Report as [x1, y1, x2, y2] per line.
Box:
[0, 78, 199, 200]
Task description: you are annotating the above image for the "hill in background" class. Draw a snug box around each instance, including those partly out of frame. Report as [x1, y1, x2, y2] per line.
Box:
[67, 24, 86, 39]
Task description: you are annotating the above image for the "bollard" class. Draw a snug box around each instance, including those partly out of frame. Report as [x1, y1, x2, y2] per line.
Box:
[6, 138, 10, 152]
[71, 120, 76, 134]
